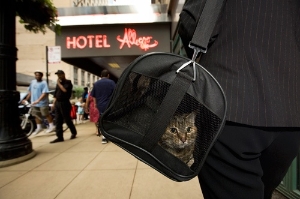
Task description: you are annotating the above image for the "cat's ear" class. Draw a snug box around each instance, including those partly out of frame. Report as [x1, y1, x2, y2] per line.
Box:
[186, 112, 196, 120]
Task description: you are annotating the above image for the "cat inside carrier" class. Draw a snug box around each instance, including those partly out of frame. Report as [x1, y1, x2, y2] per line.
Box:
[100, 53, 226, 182]
[100, 0, 226, 181]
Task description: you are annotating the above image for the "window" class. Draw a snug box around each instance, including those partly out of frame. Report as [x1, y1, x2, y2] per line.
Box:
[73, 0, 109, 7]
[87, 73, 91, 86]
[81, 70, 85, 86]
[74, 67, 78, 85]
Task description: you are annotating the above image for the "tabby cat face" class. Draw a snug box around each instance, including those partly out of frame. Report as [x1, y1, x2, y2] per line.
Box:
[160, 112, 197, 150]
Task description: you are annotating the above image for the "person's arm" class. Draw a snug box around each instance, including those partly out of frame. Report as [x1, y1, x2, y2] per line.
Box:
[22, 84, 32, 104]
[86, 95, 90, 107]
[22, 91, 31, 104]
[57, 79, 67, 92]
[85, 94, 90, 113]
[51, 98, 56, 111]
[82, 92, 86, 101]
[32, 93, 48, 105]
[93, 97, 97, 109]
[51, 86, 57, 111]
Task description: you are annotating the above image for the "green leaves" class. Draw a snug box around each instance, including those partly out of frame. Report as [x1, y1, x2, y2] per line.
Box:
[16, 0, 61, 34]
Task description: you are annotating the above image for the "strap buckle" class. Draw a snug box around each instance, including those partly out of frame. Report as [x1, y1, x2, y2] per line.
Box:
[188, 44, 206, 61]
[176, 46, 206, 81]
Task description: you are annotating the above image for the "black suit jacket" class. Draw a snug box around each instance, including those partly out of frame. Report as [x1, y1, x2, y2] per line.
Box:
[179, 0, 300, 127]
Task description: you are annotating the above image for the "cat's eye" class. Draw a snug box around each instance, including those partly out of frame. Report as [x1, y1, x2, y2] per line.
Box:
[186, 127, 192, 132]
[170, 128, 177, 133]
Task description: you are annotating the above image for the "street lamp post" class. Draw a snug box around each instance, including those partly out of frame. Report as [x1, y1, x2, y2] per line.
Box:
[0, 0, 35, 166]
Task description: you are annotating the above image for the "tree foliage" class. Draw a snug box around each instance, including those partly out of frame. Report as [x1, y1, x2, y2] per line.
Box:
[73, 86, 84, 99]
[16, 0, 61, 34]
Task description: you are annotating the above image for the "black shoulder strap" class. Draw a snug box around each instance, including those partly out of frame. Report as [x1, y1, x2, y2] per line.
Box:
[189, 0, 225, 54]
[139, 1, 225, 152]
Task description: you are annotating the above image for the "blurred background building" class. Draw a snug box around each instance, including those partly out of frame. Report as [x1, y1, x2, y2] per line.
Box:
[16, 0, 180, 93]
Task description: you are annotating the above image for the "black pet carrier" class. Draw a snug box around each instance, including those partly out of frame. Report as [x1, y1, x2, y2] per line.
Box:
[100, 0, 227, 182]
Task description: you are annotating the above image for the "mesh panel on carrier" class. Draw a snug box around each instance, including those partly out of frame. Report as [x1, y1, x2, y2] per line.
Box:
[104, 72, 223, 172]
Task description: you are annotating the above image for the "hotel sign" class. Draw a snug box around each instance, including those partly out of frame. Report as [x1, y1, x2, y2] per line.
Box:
[116, 28, 158, 51]
[66, 35, 111, 49]
[56, 23, 170, 58]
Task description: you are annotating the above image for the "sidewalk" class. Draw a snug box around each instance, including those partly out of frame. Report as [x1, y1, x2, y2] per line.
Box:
[0, 121, 204, 199]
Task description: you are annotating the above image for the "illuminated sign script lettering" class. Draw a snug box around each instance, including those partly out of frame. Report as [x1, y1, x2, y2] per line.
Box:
[66, 35, 111, 49]
[116, 28, 158, 51]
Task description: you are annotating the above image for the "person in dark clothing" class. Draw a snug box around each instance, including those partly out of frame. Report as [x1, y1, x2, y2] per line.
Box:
[82, 87, 89, 120]
[91, 69, 115, 144]
[50, 70, 77, 143]
[178, 0, 300, 198]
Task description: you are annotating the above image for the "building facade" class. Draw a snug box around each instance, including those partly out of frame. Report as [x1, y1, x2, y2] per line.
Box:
[16, 0, 103, 92]
[16, 0, 171, 92]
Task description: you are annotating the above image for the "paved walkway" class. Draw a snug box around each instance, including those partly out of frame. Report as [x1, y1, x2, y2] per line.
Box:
[0, 121, 204, 199]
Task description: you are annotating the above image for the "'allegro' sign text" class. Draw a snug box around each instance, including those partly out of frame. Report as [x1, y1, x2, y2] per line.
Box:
[65, 28, 159, 51]
[117, 28, 158, 51]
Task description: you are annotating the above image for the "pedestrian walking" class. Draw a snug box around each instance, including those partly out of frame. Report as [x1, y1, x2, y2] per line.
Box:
[90, 70, 115, 144]
[82, 87, 89, 120]
[22, 70, 55, 135]
[50, 70, 77, 143]
[85, 86, 100, 135]
[77, 102, 84, 123]
[70, 101, 77, 125]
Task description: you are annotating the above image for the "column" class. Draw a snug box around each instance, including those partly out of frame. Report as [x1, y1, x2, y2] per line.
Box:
[0, 0, 34, 165]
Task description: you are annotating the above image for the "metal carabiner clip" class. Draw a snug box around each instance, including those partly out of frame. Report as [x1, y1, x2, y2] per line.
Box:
[176, 48, 202, 81]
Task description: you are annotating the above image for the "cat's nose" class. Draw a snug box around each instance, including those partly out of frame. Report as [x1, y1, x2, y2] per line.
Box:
[180, 137, 187, 143]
